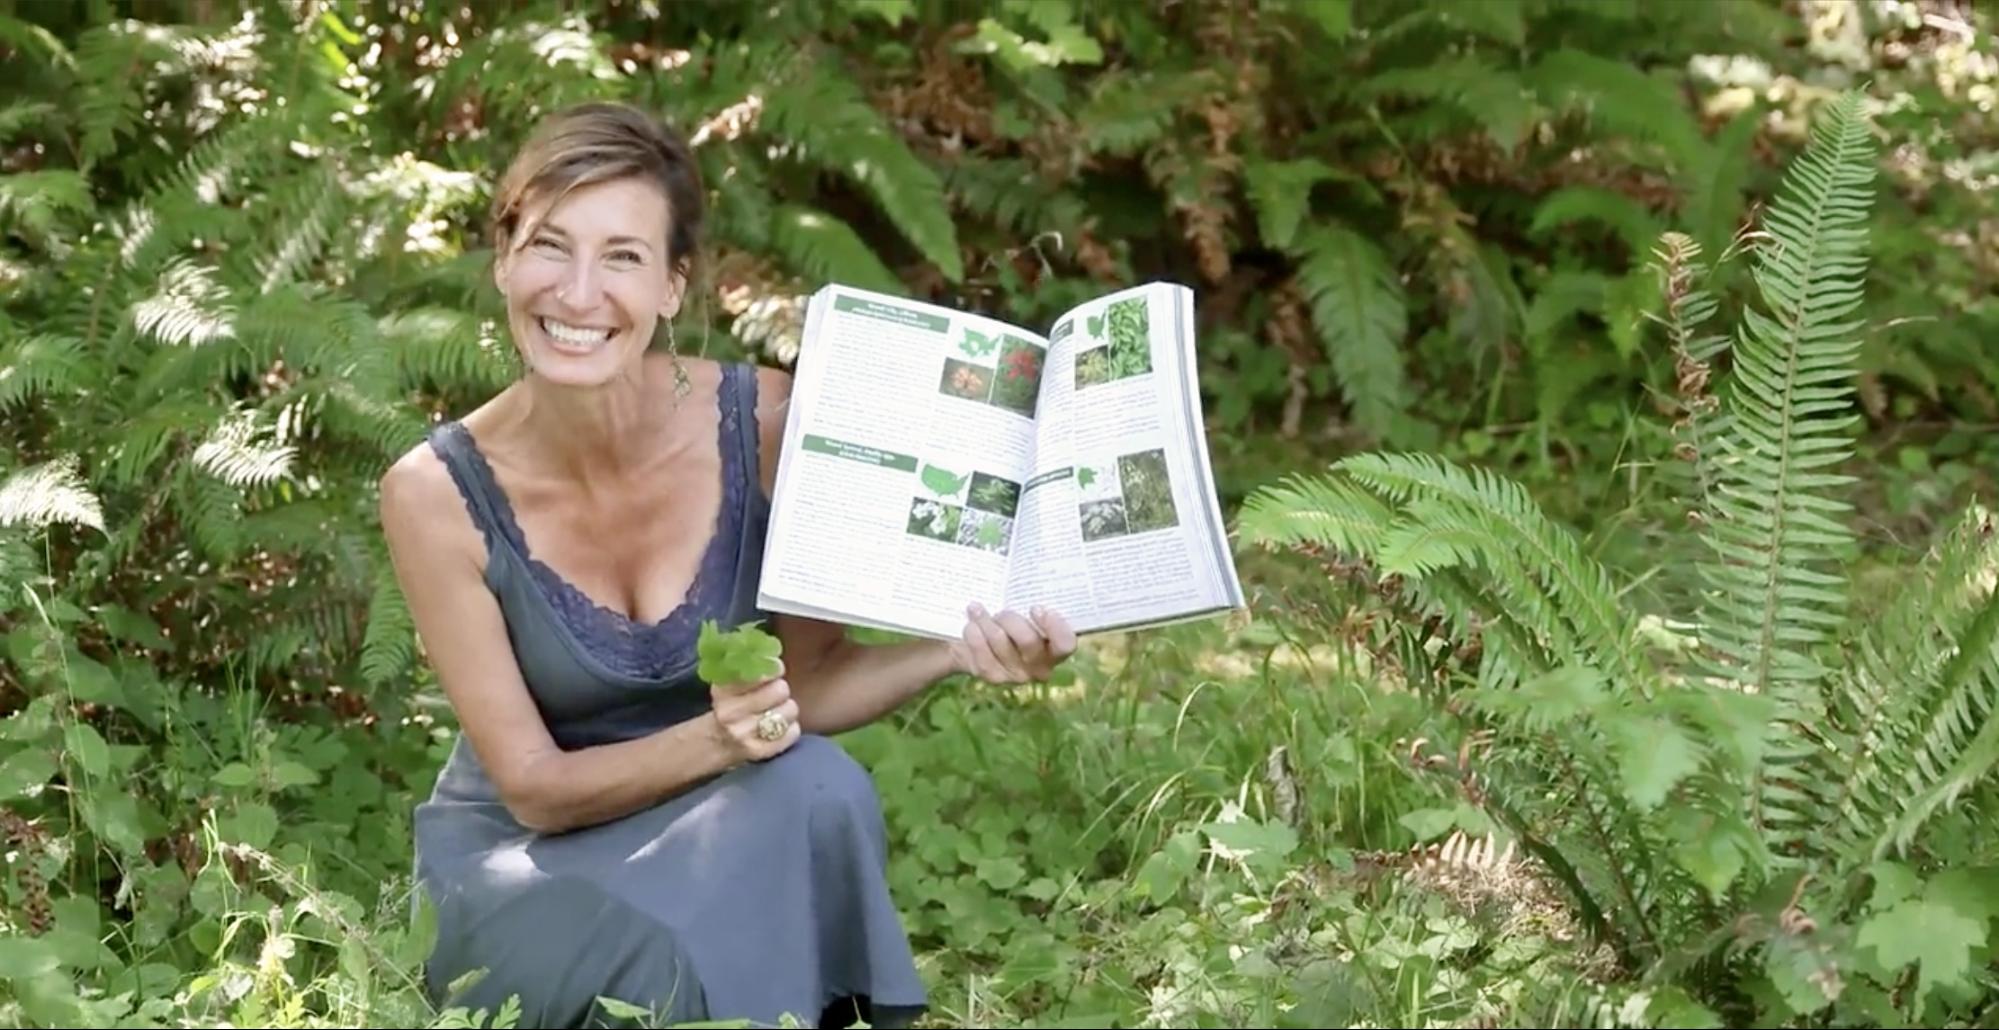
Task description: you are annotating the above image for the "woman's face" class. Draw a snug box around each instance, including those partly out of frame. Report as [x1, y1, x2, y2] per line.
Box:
[495, 175, 681, 387]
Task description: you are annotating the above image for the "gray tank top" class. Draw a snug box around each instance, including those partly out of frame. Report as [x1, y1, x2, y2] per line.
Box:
[420, 362, 772, 779]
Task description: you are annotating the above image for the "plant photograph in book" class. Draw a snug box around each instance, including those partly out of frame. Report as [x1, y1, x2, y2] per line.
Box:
[1080, 499, 1128, 542]
[1074, 296, 1153, 388]
[940, 358, 993, 402]
[1117, 448, 1177, 533]
[906, 497, 962, 542]
[989, 336, 1045, 418]
[967, 471, 1020, 518]
[956, 509, 1012, 554]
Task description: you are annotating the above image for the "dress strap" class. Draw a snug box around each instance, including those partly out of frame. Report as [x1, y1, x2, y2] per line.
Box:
[425, 421, 508, 559]
[726, 363, 764, 503]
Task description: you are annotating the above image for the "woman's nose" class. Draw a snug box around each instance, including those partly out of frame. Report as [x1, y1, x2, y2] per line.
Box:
[557, 264, 603, 308]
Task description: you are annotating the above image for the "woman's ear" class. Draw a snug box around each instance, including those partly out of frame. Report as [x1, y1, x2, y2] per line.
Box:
[659, 263, 688, 319]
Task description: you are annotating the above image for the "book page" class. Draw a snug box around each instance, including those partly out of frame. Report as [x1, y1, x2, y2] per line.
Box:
[757, 286, 1052, 640]
[1005, 283, 1244, 634]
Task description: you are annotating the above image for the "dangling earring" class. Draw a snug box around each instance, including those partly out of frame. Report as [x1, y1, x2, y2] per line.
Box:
[668, 319, 691, 401]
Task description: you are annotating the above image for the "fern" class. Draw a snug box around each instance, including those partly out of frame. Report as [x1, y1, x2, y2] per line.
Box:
[0, 170, 95, 252]
[758, 52, 963, 282]
[1529, 186, 1666, 260]
[0, 456, 105, 534]
[1692, 91, 1874, 850]
[1240, 91, 1999, 1020]
[1825, 504, 1999, 866]
[1244, 158, 1360, 251]
[1527, 48, 1709, 173]
[1361, 57, 1540, 152]
[1073, 70, 1190, 158]
[770, 204, 904, 295]
[1291, 225, 1410, 440]
[0, 333, 91, 413]
[360, 556, 418, 687]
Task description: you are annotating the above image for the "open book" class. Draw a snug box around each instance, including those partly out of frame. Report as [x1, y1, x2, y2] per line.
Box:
[755, 281, 1246, 641]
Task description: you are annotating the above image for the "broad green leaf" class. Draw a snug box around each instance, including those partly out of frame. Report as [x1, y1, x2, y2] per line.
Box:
[1865, 860, 1919, 913]
[1399, 807, 1457, 841]
[212, 762, 258, 788]
[0, 746, 55, 798]
[62, 722, 109, 779]
[1612, 715, 1700, 809]
[0, 937, 62, 977]
[1202, 816, 1298, 877]
[1132, 830, 1199, 904]
[82, 794, 147, 856]
[1763, 933, 1840, 1016]
[975, 855, 1025, 891]
[218, 801, 279, 850]
[696, 620, 784, 689]
[1672, 822, 1745, 899]
[395, 891, 440, 971]
[272, 759, 319, 789]
[1021, 876, 1059, 902]
[1857, 898, 1986, 1002]
[1925, 866, 1999, 925]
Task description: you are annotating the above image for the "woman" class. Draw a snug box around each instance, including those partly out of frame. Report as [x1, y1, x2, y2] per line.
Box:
[378, 101, 1076, 1029]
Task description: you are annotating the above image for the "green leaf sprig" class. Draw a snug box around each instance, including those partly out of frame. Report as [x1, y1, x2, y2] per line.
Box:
[696, 619, 784, 689]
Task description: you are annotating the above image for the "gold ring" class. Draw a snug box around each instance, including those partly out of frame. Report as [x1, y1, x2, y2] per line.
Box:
[755, 709, 788, 741]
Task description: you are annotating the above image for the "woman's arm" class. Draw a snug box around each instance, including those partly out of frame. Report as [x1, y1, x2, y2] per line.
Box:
[379, 447, 796, 836]
[775, 604, 1077, 736]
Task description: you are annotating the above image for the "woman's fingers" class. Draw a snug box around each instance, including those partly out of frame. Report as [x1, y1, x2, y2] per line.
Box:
[709, 676, 799, 765]
[958, 603, 1081, 682]
[993, 608, 1044, 672]
[967, 603, 1027, 678]
[1033, 606, 1078, 661]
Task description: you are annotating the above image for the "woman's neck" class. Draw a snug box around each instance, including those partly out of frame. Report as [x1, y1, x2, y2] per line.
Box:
[501, 358, 685, 487]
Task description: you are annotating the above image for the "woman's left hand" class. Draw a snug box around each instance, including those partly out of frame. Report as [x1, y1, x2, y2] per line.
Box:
[950, 603, 1078, 684]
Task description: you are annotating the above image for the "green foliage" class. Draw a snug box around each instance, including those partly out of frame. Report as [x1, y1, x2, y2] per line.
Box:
[1241, 91, 1999, 1026]
[695, 620, 784, 689]
[3, 0, 1997, 1026]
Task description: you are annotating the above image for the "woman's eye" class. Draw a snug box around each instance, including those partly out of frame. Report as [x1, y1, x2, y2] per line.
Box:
[609, 250, 641, 264]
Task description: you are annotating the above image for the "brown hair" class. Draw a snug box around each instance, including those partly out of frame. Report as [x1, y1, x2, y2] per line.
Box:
[489, 101, 705, 281]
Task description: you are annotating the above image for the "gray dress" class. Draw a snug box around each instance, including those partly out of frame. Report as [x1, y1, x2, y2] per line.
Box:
[410, 362, 927, 1029]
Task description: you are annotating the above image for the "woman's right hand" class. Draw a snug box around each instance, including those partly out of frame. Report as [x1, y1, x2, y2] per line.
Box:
[708, 668, 800, 766]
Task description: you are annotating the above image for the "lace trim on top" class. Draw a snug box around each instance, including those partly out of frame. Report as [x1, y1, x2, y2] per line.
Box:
[438, 364, 750, 682]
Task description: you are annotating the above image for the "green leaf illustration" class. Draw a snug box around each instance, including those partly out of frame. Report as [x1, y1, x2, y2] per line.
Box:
[1086, 313, 1105, 338]
[921, 463, 968, 499]
[1076, 466, 1098, 489]
[697, 620, 783, 688]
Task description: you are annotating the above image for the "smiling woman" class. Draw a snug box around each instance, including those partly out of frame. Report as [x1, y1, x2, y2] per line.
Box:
[375, 99, 1087, 1030]
[376, 101, 1082, 1029]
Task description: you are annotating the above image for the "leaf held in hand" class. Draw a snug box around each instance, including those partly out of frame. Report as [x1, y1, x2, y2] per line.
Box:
[697, 620, 783, 689]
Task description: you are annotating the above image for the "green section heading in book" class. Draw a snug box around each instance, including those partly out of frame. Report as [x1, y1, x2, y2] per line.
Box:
[803, 433, 919, 472]
[1024, 466, 1073, 493]
[833, 294, 950, 334]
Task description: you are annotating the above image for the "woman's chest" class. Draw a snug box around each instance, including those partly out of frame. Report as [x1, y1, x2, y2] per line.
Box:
[510, 471, 728, 626]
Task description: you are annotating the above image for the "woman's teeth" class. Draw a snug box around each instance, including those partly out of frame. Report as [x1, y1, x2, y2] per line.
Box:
[539, 317, 615, 349]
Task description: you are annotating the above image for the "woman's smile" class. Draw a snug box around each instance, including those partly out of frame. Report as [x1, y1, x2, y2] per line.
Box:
[536, 315, 619, 354]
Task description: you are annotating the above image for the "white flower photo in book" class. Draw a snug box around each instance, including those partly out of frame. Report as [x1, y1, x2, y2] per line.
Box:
[755, 280, 1246, 641]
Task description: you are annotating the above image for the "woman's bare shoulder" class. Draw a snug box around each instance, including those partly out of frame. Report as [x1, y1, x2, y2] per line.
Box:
[377, 434, 483, 569]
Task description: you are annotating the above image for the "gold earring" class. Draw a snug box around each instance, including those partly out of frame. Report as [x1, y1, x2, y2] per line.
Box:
[668, 320, 690, 401]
